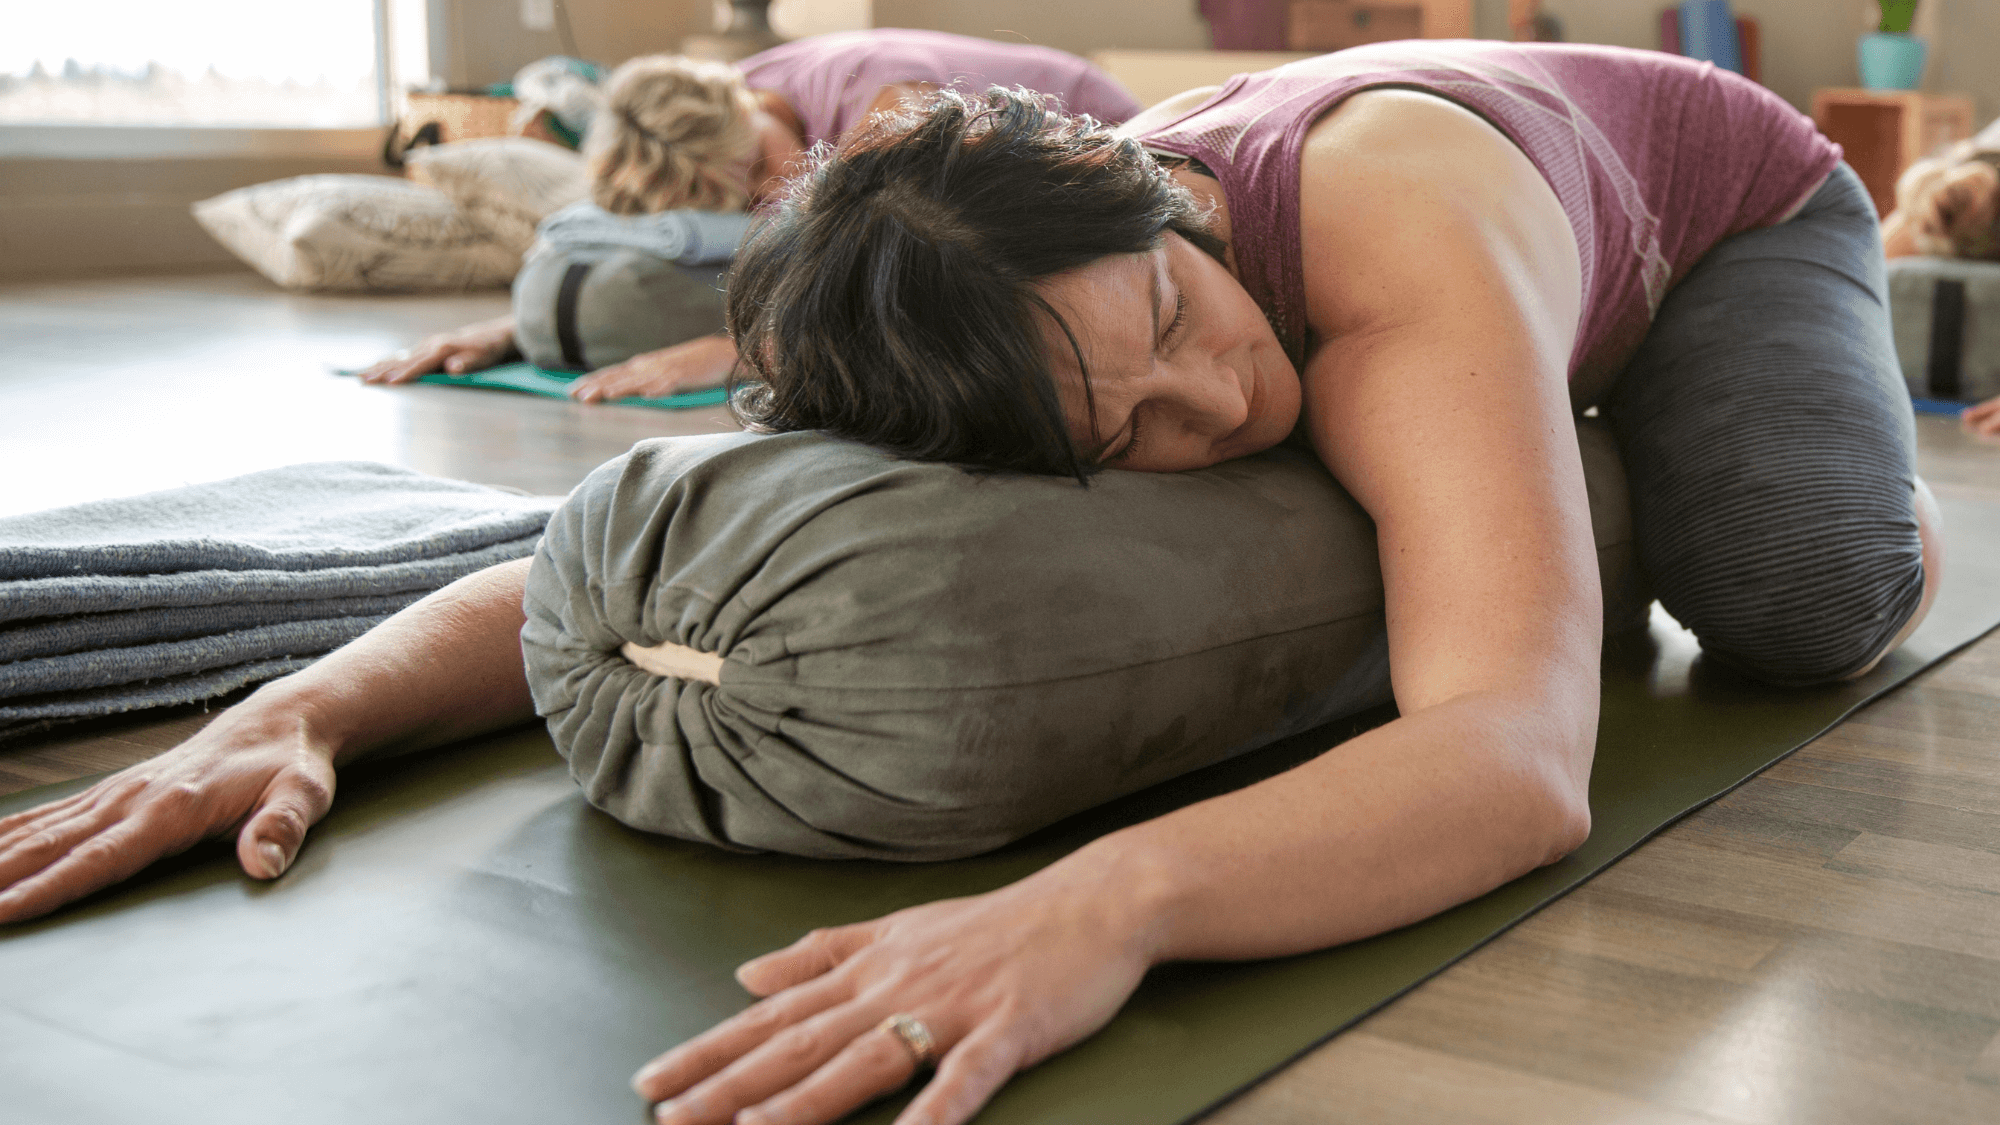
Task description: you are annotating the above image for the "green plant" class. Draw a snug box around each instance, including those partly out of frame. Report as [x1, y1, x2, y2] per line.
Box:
[1877, 0, 1918, 34]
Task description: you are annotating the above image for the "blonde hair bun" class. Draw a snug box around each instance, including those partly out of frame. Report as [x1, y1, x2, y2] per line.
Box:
[1893, 139, 2000, 261]
[586, 55, 760, 215]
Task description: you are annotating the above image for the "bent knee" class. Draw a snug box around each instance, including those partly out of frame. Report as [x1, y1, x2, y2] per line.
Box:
[1662, 509, 1929, 688]
[1838, 476, 1946, 680]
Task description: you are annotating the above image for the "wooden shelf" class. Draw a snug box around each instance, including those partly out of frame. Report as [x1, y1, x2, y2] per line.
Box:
[1811, 88, 1976, 216]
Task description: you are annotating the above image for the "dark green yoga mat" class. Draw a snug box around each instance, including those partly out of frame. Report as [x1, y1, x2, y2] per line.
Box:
[402, 362, 729, 409]
[6, 494, 2000, 1125]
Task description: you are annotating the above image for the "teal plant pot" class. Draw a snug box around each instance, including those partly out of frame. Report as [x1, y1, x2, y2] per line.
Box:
[1858, 32, 1927, 91]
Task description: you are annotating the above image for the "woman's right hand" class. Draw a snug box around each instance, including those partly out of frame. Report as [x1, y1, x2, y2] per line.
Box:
[0, 701, 337, 925]
[356, 315, 520, 384]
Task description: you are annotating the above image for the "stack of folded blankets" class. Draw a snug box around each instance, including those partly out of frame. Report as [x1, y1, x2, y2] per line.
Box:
[0, 463, 562, 740]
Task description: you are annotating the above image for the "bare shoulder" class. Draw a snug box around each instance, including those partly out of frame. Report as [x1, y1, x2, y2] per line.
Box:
[1302, 88, 1524, 174]
[1295, 88, 1578, 340]
[1114, 86, 1223, 139]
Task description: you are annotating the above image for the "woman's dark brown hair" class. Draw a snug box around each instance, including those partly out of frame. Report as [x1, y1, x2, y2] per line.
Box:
[725, 87, 1223, 481]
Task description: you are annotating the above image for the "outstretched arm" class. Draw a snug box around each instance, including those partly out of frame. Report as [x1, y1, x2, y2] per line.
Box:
[0, 557, 538, 924]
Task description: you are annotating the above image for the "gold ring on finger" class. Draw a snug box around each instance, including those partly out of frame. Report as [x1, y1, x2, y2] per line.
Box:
[878, 1013, 938, 1068]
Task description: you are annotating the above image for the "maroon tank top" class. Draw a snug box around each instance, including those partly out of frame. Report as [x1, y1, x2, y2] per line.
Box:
[1135, 41, 1842, 401]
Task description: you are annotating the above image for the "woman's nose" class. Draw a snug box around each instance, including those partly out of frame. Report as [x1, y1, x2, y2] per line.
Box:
[1159, 355, 1249, 437]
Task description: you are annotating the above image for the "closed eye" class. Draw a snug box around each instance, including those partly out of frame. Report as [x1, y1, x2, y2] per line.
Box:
[1107, 417, 1142, 464]
[1161, 291, 1187, 349]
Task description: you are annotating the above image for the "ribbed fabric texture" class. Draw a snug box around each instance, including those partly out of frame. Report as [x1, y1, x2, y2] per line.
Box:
[0, 462, 560, 734]
[1605, 165, 1925, 685]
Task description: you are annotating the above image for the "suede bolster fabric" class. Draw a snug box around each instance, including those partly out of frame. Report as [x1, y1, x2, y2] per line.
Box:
[521, 426, 1642, 861]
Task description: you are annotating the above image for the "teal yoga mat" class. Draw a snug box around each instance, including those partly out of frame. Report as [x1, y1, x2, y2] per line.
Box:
[405, 362, 729, 409]
[5, 494, 1999, 1125]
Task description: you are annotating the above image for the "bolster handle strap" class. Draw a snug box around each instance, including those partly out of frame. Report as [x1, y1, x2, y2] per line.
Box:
[619, 639, 724, 685]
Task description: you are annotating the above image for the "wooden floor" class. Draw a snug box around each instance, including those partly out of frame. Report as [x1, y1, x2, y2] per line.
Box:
[5, 273, 2000, 1124]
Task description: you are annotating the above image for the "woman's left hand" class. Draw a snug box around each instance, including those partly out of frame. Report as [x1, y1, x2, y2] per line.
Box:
[569, 335, 740, 403]
[633, 862, 1158, 1125]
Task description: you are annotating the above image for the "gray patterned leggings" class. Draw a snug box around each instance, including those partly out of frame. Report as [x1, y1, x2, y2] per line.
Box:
[1603, 163, 1925, 686]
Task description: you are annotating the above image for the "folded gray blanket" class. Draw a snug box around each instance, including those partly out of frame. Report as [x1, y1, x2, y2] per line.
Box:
[0, 593, 422, 663]
[0, 536, 541, 623]
[0, 462, 561, 733]
[0, 656, 317, 729]
[0, 461, 558, 579]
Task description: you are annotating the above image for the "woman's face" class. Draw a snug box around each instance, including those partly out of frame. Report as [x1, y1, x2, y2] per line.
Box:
[1034, 233, 1302, 473]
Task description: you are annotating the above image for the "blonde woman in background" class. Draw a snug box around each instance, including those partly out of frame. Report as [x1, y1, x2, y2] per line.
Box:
[360, 29, 1141, 402]
[1882, 120, 2000, 437]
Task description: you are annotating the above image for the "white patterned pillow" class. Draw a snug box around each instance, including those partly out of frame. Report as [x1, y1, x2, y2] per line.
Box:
[404, 138, 591, 254]
[192, 175, 519, 293]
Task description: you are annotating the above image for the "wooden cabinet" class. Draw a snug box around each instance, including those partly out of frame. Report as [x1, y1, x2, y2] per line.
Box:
[1811, 88, 1976, 216]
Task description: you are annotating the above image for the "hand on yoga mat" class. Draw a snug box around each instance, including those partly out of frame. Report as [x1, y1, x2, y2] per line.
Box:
[568, 335, 739, 404]
[0, 706, 337, 924]
[357, 315, 520, 384]
[1964, 395, 2000, 439]
[631, 863, 1151, 1125]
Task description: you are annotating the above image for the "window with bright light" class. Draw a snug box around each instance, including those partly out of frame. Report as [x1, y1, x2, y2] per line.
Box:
[1, 2, 385, 127]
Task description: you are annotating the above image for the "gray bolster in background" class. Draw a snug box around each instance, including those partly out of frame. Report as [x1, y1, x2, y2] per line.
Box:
[521, 423, 1642, 861]
[1887, 256, 2000, 402]
[512, 245, 728, 373]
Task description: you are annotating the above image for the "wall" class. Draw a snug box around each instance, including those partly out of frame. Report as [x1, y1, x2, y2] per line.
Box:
[0, 140, 387, 282]
[443, 0, 711, 88]
[1544, 0, 1998, 126]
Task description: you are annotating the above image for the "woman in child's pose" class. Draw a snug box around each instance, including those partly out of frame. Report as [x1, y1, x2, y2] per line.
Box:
[1, 41, 1941, 1125]
[357, 29, 1140, 402]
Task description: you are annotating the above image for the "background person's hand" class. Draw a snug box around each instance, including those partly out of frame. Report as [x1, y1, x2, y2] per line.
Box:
[569, 335, 740, 403]
[631, 860, 1156, 1125]
[1964, 395, 2000, 440]
[356, 315, 520, 384]
[0, 703, 337, 924]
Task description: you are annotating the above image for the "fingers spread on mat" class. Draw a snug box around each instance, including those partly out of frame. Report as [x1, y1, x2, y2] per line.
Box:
[357, 316, 516, 384]
[737, 921, 881, 996]
[0, 723, 340, 924]
[634, 973, 858, 1100]
[569, 336, 737, 403]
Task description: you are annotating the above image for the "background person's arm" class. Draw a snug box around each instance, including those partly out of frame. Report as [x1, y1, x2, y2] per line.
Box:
[356, 315, 520, 384]
[630, 91, 1601, 1125]
[0, 557, 539, 924]
[861, 81, 938, 122]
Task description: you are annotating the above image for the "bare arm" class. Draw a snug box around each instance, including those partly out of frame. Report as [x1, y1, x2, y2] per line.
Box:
[861, 81, 939, 122]
[0, 558, 537, 923]
[1105, 90, 1599, 960]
